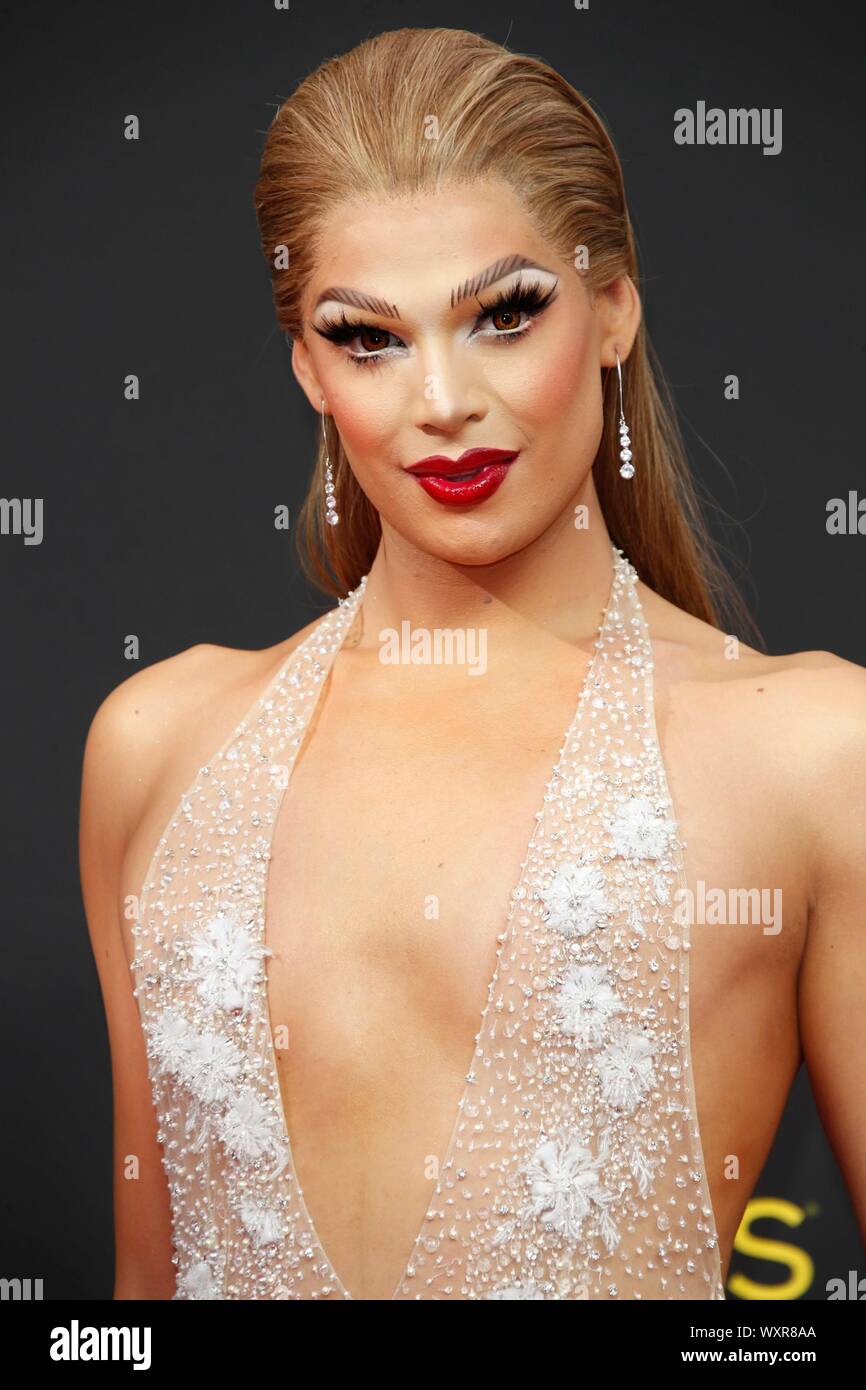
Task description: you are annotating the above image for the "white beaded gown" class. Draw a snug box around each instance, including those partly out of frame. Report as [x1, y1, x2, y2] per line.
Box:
[130, 542, 725, 1300]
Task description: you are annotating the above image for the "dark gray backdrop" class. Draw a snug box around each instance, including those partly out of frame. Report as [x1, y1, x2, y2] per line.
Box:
[1, 0, 863, 1300]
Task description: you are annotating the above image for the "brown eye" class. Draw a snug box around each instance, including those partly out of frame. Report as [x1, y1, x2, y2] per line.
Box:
[358, 327, 390, 352]
[490, 308, 522, 332]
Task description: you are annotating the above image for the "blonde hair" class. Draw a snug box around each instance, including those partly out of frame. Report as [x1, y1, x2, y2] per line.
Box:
[254, 26, 759, 642]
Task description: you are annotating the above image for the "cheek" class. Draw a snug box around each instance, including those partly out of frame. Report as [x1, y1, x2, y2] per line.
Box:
[499, 323, 598, 427]
[327, 393, 393, 456]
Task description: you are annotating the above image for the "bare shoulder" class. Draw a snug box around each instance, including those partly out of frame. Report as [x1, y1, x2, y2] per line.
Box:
[638, 577, 866, 863]
[82, 621, 318, 815]
[638, 576, 866, 715]
[80, 612, 330, 947]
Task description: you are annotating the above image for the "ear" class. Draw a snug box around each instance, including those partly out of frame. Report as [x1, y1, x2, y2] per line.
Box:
[291, 335, 326, 414]
[595, 275, 642, 368]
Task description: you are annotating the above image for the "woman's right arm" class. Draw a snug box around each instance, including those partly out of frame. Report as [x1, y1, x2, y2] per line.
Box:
[80, 628, 318, 1298]
[79, 667, 185, 1300]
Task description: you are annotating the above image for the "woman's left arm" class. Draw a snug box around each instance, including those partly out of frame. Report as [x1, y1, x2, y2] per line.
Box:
[797, 660, 866, 1253]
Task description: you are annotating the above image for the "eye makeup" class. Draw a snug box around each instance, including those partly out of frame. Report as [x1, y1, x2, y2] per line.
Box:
[311, 275, 559, 369]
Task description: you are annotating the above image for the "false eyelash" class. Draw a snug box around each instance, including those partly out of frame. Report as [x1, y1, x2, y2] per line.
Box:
[479, 276, 559, 322]
[313, 275, 559, 368]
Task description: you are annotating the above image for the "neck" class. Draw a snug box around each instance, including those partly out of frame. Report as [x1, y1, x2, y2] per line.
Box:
[358, 477, 615, 657]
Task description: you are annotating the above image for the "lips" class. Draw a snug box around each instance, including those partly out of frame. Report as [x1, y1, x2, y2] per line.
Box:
[405, 448, 519, 505]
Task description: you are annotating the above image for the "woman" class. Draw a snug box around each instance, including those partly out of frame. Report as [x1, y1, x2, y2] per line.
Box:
[80, 27, 866, 1300]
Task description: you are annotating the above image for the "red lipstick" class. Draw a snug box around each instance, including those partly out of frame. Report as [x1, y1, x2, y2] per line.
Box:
[405, 448, 518, 505]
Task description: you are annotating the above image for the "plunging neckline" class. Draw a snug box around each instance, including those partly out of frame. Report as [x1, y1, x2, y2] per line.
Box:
[259, 544, 623, 1301]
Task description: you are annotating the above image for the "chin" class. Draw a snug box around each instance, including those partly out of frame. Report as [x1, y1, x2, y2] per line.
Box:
[394, 516, 545, 569]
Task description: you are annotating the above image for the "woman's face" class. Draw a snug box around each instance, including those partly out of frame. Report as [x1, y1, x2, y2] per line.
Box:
[292, 177, 639, 565]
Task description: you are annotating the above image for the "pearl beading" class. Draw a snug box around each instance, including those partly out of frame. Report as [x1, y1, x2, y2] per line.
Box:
[131, 544, 724, 1300]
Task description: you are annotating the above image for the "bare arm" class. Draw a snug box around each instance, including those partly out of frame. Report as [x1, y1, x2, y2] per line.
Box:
[80, 622, 320, 1297]
[798, 661, 866, 1253]
[80, 677, 179, 1298]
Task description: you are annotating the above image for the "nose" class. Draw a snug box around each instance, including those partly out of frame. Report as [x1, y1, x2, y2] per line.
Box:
[409, 338, 488, 434]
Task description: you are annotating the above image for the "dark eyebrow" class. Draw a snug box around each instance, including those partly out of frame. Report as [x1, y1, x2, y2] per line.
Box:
[312, 252, 557, 322]
[450, 253, 556, 308]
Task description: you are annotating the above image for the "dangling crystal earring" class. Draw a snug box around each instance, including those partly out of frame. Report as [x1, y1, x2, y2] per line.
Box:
[615, 349, 634, 480]
[320, 396, 339, 526]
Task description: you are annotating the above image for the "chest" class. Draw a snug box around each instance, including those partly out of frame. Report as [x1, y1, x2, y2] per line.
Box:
[265, 667, 589, 1059]
[265, 665, 807, 1033]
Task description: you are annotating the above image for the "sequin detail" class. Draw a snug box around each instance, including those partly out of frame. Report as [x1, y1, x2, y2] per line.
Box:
[131, 545, 724, 1300]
